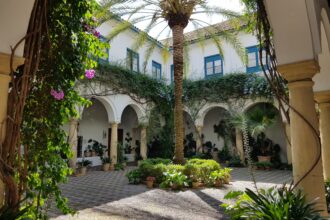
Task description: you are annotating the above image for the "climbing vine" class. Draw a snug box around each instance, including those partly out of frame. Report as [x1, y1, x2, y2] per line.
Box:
[1, 0, 107, 218]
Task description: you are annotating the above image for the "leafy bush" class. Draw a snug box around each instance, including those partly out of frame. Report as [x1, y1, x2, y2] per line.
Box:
[160, 171, 189, 190]
[325, 180, 330, 212]
[186, 159, 221, 183]
[141, 158, 172, 165]
[184, 163, 200, 182]
[209, 170, 225, 184]
[218, 145, 232, 162]
[138, 161, 167, 183]
[228, 156, 244, 167]
[114, 163, 124, 170]
[191, 152, 212, 159]
[166, 164, 185, 173]
[101, 157, 111, 164]
[77, 159, 92, 167]
[255, 161, 273, 169]
[126, 169, 142, 184]
[222, 187, 323, 220]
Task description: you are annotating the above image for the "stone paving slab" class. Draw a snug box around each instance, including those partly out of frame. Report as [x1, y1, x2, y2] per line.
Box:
[50, 167, 292, 220]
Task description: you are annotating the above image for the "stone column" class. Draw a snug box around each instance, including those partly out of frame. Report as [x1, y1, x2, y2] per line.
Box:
[140, 126, 147, 160]
[0, 53, 25, 207]
[235, 128, 245, 163]
[315, 91, 330, 180]
[195, 125, 203, 153]
[68, 119, 78, 168]
[284, 123, 292, 165]
[131, 128, 136, 156]
[278, 60, 327, 213]
[110, 123, 118, 164]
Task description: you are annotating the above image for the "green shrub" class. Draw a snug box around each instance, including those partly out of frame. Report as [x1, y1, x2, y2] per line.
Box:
[184, 163, 200, 182]
[160, 170, 189, 190]
[139, 158, 172, 166]
[126, 169, 142, 184]
[186, 159, 221, 183]
[166, 164, 185, 173]
[325, 180, 330, 212]
[222, 187, 323, 220]
[138, 161, 167, 183]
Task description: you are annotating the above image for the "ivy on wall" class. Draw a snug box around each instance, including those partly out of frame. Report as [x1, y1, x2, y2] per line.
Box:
[79, 63, 274, 158]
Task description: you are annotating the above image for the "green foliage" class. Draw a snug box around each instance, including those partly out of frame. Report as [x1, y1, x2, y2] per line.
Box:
[228, 156, 244, 167]
[160, 171, 189, 190]
[222, 187, 323, 220]
[141, 158, 173, 165]
[101, 157, 112, 164]
[115, 163, 125, 170]
[166, 164, 185, 174]
[255, 161, 273, 168]
[209, 170, 225, 186]
[19, 0, 108, 218]
[126, 169, 142, 184]
[325, 180, 330, 212]
[87, 139, 107, 159]
[77, 159, 92, 167]
[218, 145, 232, 162]
[186, 159, 222, 183]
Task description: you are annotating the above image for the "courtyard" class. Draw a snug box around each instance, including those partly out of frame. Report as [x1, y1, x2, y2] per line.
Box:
[49, 167, 292, 220]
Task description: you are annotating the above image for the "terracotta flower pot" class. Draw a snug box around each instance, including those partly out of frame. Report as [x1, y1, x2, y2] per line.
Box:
[109, 164, 115, 171]
[102, 163, 110, 171]
[224, 178, 230, 184]
[80, 167, 87, 176]
[171, 184, 178, 190]
[146, 180, 154, 188]
[257, 156, 271, 162]
[192, 182, 199, 189]
[214, 180, 223, 187]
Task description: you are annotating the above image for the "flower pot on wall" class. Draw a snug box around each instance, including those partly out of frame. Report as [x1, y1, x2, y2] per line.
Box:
[146, 180, 154, 188]
[192, 182, 199, 189]
[214, 180, 223, 188]
[80, 167, 87, 176]
[257, 156, 271, 162]
[102, 163, 110, 171]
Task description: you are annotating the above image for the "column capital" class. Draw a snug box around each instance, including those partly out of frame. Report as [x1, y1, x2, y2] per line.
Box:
[315, 91, 330, 104]
[0, 52, 25, 74]
[69, 118, 79, 125]
[278, 60, 319, 82]
[110, 122, 119, 126]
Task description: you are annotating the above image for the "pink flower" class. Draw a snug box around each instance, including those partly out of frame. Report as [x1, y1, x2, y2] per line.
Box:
[51, 89, 65, 100]
[85, 69, 95, 79]
[93, 30, 100, 38]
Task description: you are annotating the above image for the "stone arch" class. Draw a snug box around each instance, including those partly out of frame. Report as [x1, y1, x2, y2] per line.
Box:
[244, 102, 288, 163]
[120, 103, 147, 124]
[80, 96, 117, 123]
[196, 103, 229, 126]
[243, 99, 279, 114]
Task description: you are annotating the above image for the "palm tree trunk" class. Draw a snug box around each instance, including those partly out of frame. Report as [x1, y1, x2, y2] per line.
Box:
[172, 24, 185, 164]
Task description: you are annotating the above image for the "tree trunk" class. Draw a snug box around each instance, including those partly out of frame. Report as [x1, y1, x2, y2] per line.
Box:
[171, 25, 185, 164]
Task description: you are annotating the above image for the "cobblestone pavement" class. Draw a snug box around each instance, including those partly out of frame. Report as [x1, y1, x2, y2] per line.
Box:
[50, 167, 292, 220]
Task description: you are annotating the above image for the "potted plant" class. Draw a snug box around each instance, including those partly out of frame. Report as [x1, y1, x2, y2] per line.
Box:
[221, 168, 232, 184]
[123, 156, 128, 168]
[255, 133, 273, 162]
[160, 171, 189, 190]
[101, 157, 112, 171]
[210, 170, 225, 187]
[77, 159, 92, 176]
[146, 176, 156, 188]
[255, 161, 273, 170]
[185, 163, 200, 189]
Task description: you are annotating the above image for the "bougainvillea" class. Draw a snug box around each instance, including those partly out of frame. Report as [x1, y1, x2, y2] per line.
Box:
[6, 0, 109, 219]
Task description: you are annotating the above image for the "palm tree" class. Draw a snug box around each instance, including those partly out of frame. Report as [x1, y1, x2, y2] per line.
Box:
[98, 0, 244, 164]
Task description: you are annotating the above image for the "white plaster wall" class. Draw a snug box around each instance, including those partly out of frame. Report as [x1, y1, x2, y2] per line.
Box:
[314, 23, 330, 92]
[78, 99, 110, 166]
[0, 0, 35, 56]
[264, 116, 288, 163]
[97, 20, 169, 79]
[120, 106, 139, 151]
[185, 33, 259, 80]
[201, 108, 228, 150]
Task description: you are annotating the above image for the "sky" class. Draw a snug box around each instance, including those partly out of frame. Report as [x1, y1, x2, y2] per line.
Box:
[133, 0, 245, 39]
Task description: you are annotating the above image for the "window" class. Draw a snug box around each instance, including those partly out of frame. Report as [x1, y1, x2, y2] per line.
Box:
[170, 64, 174, 83]
[99, 36, 109, 63]
[152, 61, 162, 79]
[246, 46, 268, 73]
[127, 49, 139, 72]
[204, 54, 223, 78]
